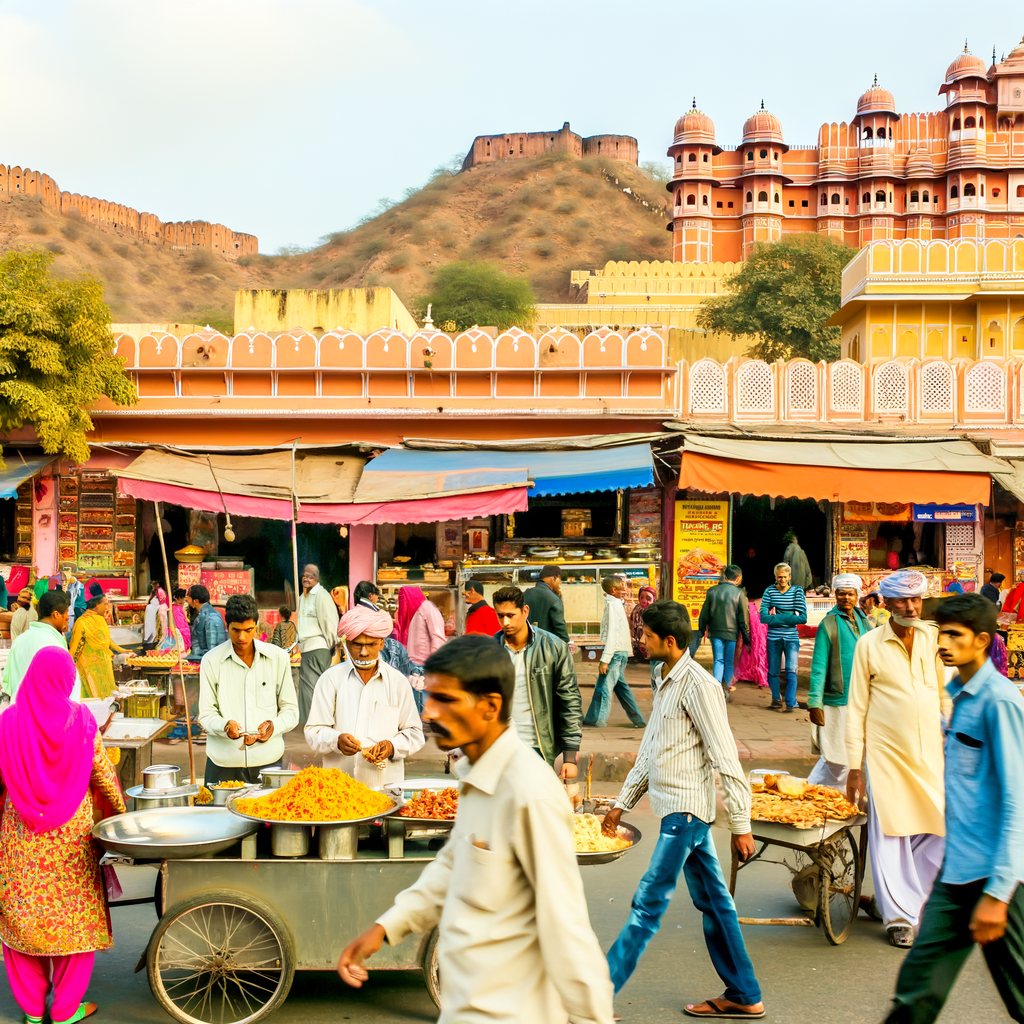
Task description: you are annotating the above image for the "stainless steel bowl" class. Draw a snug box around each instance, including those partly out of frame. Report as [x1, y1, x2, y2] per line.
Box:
[92, 807, 259, 860]
[575, 820, 643, 867]
[209, 784, 252, 806]
[141, 764, 180, 792]
[259, 769, 298, 789]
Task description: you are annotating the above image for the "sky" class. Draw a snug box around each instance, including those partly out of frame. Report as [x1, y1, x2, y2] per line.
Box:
[2, 0, 1023, 252]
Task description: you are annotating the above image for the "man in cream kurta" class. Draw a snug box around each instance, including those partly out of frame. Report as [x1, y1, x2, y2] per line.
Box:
[337, 634, 613, 1024]
[846, 570, 949, 947]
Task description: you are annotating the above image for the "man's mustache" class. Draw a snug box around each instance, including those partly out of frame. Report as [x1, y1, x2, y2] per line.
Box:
[424, 720, 450, 738]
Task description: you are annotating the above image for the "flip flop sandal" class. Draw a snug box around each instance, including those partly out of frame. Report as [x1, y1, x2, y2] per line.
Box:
[53, 1002, 98, 1024]
[887, 927, 914, 948]
[683, 999, 766, 1019]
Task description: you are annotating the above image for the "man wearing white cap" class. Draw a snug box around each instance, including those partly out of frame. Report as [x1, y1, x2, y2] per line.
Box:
[806, 574, 871, 791]
[846, 569, 949, 949]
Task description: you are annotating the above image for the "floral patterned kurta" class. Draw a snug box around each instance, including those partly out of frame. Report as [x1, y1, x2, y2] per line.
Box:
[0, 734, 125, 955]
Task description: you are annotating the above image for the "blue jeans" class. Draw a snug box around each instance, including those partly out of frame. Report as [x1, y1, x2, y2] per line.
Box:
[607, 813, 761, 1004]
[710, 638, 737, 686]
[766, 633, 799, 708]
[584, 651, 645, 727]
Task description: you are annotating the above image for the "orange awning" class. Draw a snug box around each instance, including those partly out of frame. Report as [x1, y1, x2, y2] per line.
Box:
[679, 451, 991, 505]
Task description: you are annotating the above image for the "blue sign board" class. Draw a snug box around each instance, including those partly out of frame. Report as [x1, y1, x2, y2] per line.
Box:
[913, 504, 976, 523]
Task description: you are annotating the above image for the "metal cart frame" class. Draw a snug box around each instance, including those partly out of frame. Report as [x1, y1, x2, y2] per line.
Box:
[729, 815, 867, 945]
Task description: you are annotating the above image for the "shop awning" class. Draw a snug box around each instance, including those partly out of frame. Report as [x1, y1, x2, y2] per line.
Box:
[0, 455, 56, 499]
[678, 435, 1003, 505]
[115, 449, 528, 525]
[353, 444, 655, 503]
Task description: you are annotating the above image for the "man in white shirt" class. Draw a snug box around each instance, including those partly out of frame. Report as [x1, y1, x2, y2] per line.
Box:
[602, 599, 764, 1020]
[297, 563, 340, 723]
[305, 606, 424, 789]
[337, 635, 614, 1024]
[198, 593, 299, 784]
[583, 575, 646, 729]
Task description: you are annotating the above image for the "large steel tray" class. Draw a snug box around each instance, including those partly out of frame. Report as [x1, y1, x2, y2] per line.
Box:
[92, 807, 258, 860]
[576, 820, 643, 867]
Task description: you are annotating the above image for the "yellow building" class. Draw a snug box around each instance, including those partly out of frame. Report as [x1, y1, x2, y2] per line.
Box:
[234, 287, 419, 337]
[535, 259, 750, 363]
[829, 239, 1024, 363]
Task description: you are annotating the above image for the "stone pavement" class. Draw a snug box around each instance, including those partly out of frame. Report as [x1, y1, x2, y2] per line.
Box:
[154, 639, 819, 784]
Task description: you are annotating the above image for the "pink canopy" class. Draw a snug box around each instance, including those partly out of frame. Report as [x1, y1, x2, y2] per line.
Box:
[117, 477, 527, 525]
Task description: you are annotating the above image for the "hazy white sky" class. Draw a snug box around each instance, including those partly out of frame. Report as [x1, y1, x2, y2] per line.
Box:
[2, 0, 1021, 251]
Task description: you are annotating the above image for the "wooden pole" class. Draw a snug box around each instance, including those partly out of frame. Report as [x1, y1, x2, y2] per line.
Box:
[154, 501, 195, 784]
[291, 440, 301, 608]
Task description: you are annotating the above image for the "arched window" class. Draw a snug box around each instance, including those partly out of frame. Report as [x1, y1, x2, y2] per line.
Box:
[702, 153, 708, 162]
[774, 192, 780, 203]
[963, 182, 976, 196]
[702, 195, 709, 206]
[875, 190, 886, 203]
[951, 185, 959, 199]
[687, 194, 696, 205]
[831, 193, 841, 204]
[757, 190, 768, 202]
[910, 190, 920, 202]
[759, 149, 767, 159]
[746, 191, 753, 202]
[953, 117, 961, 131]
[863, 126, 874, 139]
[676, 191, 682, 206]
[964, 116, 976, 129]
[922, 190, 930, 202]
[1018, 185, 1024, 198]
[688, 153, 697, 162]
[862, 192, 871, 204]
[676, 155, 682, 164]
[747, 151, 754, 161]
[979, 116, 984, 128]
[821, 193, 828, 206]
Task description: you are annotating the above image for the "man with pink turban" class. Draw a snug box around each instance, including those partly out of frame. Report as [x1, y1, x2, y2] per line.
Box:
[846, 569, 949, 949]
[305, 606, 424, 789]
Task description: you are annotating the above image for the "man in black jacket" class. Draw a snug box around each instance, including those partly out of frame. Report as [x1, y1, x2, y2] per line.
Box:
[492, 586, 582, 779]
[524, 566, 570, 643]
[691, 565, 751, 695]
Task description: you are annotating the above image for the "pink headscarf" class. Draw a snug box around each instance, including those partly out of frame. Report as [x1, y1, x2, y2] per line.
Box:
[151, 585, 168, 606]
[393, 587, 426, 646]
[338, 606, 394, 641]
[0, 647, 98, 832]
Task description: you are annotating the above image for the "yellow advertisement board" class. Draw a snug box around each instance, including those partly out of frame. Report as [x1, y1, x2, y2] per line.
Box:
[673, 499, 730, 624]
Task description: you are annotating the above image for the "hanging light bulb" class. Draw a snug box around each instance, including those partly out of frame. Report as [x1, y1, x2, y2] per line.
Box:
[339, 526, 349, 539]
[224, 512, 236, 544]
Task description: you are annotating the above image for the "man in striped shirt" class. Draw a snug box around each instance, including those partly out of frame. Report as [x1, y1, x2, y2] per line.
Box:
[602, 600, 764, 1020]
[760, 562, 807, 712]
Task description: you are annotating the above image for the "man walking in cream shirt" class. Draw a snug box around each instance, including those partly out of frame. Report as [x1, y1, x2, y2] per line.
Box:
[337, 634, 614, 1024]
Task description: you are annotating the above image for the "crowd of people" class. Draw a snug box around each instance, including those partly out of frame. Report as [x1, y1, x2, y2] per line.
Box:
[1, 553, 1023, 1023]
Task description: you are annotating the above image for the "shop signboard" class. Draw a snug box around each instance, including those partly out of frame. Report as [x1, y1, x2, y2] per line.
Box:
[839, 525, 869, 571]
[199, 568, 254, 604]
[673, 499, 729, 623]
[912, 504, 976, 522]
[844, 501, 913, 523]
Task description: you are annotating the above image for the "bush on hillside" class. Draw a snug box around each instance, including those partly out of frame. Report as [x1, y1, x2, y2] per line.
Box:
[416, 261, 536, 332]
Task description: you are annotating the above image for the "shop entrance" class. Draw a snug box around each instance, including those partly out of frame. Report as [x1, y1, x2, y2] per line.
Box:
[732, 496, 828, 596]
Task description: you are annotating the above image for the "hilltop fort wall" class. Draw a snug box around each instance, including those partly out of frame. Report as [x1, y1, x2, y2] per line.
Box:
[462, 122, 638, 170]
[0, 162, 258, 258]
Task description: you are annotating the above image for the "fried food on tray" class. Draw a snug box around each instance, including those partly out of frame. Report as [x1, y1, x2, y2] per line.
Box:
[398, 787, 459, 820]
[212, 780, 246, 789]
[196, 786, 212, 805]
[233, 766, 393, 822]
[573, 813, 632, 853]
[751, 775, 859, 828]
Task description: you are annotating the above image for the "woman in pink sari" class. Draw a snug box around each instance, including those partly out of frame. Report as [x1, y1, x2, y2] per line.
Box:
[393, 586, 426, 647]
[733, 596, 769, 688]
[0, 647, 125, 1024]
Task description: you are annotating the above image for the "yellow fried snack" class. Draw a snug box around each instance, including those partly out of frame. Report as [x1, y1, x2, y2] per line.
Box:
[234, 766, 393, 822]
[751, 779, 859, 828]
[196, 786, 213, 805]
[573, 812, 632, 853]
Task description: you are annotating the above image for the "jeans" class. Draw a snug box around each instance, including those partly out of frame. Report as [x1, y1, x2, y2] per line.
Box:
[607, 813, 761, 1005]
[710, 638, 737, 686]
[886, 879, 1024, 1023]
[766, 633, 799, 707]
[583, 651, 645, 728]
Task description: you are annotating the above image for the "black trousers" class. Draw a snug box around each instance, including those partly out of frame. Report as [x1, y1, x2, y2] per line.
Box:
[885, 879, 1024, 1023]
[204, 760, 281, 785]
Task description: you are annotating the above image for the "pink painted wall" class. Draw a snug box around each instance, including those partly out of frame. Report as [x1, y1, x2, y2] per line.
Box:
[347, 524, 375, 610]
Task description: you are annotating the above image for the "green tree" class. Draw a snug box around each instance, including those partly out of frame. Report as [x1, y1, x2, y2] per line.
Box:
[0, 250, 137, 463]
[418, 261, 537, 332]
[695, 233, 857, 362]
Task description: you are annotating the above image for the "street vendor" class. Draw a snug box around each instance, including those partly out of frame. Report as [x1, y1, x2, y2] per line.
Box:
[305, 606, 424, 788]
[806, 573, 871, 791]
[198, 593, 299, 785]
[846, 568, 948, 949]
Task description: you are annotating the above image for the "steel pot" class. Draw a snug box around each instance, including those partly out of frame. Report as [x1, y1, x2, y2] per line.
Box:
[142, 764, 180, 792]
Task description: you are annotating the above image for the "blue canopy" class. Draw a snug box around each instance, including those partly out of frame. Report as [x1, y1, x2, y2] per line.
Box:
[353, 444, 655, 503]
[0, 455, 55, 499]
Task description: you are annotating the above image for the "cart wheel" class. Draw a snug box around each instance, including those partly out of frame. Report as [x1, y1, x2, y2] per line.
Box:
[422, 927, 441, 1010]
[819, 831, 862, 945]
[147, 889, 295, 1024]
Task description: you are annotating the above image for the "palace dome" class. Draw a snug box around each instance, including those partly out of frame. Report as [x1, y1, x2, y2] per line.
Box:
[741, 106, 784, 144]
[673, 108, 716, 145]
[857, 77, 896, 116]
[945, 47, 988, 84]
[905, 148, 934, 177]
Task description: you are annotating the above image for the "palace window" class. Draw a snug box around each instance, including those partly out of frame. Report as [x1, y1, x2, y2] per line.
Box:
[910, 190, 920, 202]
[760, 149, 767, 158]
[688, 153, 696, 161]
[676, 155, 682, 164]
[1018, 185, 1024, 198]
[964, 116, 976, 129]
[875, 190, 886, 203]
[953, 117, 961, 130]
[687, 194, 696, 205]
[1000, 117, 1011, 131]
[963, 183, 976, 196]
[702, 153, 708, 162]
[863, 127, 874, 139]
[727, 201, 734, 208]
[993, 188, 1001, 198]
[862, 192, 871, 204]
[758, 190, 768, 202]
[747, 191, 753, 202]
[821, 193, 828, 206]
[747, 151, 754, 161]
[923, 190, 930, 202]
[831, 193, 841, 204]
[789, 200, 795, 207]
[979, 116, 984, 128]
[702, 195, 709, 205]
[801, 199, 808, 207]
[717, 201, 723, 208]
[774, 192, 780, 203]
[951, 185, 959, 198]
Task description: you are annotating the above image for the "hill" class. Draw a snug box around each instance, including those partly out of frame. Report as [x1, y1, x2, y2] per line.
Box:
[272, 153, 673, 307]
[0, 154, 673, 330]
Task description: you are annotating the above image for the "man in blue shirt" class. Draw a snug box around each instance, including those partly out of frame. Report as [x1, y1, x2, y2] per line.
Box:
[186, 584, 228, 664]
[885, 593, 1024, 1023]
[760, 562, 807, 712]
